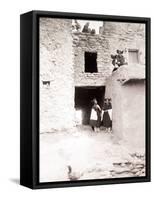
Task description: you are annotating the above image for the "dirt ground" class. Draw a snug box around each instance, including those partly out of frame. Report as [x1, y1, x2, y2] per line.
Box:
[40, 125, 145, 182]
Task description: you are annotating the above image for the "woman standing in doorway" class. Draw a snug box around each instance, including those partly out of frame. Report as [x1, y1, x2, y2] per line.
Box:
[102, 98, 112, 133]
[90, 98, 102, 132]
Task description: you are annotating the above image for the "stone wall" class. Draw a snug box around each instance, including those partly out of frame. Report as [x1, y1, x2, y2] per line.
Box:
[40, 18, 74, 132]
[102, 22, 145, 66]
[73, 22, 145, 87]
[73, 32, 113, 87]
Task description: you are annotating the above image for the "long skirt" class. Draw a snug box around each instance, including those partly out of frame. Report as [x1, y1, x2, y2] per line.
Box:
[90, 120, 97, 128]
[90, 116, 101, 128]
[102, 111, 111, 128]
[90, 108, 101, 128]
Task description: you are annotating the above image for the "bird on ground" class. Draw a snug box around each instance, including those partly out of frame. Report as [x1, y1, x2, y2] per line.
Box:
[67, 165, 83, 181]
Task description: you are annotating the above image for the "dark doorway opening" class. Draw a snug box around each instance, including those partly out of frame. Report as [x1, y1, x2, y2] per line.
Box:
[75, 86, 105, 125]
[85, 52, 97, 73]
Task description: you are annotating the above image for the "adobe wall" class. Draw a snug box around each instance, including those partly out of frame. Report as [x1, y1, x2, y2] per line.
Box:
[40, 18, 74, 132]
[105, 72, 123, 138]
[105, 66, 145, 149]
[121, 81, 145, 149]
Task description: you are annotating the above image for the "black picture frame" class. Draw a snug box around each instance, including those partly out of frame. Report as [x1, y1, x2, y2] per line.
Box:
[20, 10, 151, 189]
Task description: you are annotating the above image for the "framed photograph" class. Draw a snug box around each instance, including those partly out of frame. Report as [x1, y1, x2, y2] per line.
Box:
[20, 10, 151, 189]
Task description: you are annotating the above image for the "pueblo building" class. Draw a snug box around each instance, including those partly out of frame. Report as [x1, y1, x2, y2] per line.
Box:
[39, 18, 145, 138]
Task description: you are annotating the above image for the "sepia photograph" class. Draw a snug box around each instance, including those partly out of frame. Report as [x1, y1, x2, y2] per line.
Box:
[39, 17, 146, 183]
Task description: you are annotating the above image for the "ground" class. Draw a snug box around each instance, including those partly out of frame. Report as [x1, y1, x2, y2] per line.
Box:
[40, 126, 145, 182]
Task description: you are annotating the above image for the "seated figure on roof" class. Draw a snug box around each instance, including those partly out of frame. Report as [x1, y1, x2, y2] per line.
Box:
[82, 22, 91, 33]
[111, 49, 128, 72]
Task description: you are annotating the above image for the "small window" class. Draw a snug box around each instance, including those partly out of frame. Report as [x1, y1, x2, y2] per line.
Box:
[84, 52, 98, 73]
[128, 49, 139, 64]
[42, 81, 50, 88]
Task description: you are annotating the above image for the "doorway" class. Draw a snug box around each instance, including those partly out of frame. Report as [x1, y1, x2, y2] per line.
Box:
[75, 86, 105, 125]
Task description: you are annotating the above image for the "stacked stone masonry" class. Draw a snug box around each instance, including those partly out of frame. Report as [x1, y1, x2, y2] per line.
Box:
[40, 18, 74, 132]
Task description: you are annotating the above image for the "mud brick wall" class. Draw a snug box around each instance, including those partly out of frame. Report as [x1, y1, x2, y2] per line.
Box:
[121, 80, 145, 149]
[40, 18, 74, 132]
[105, 65, 145, 149]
